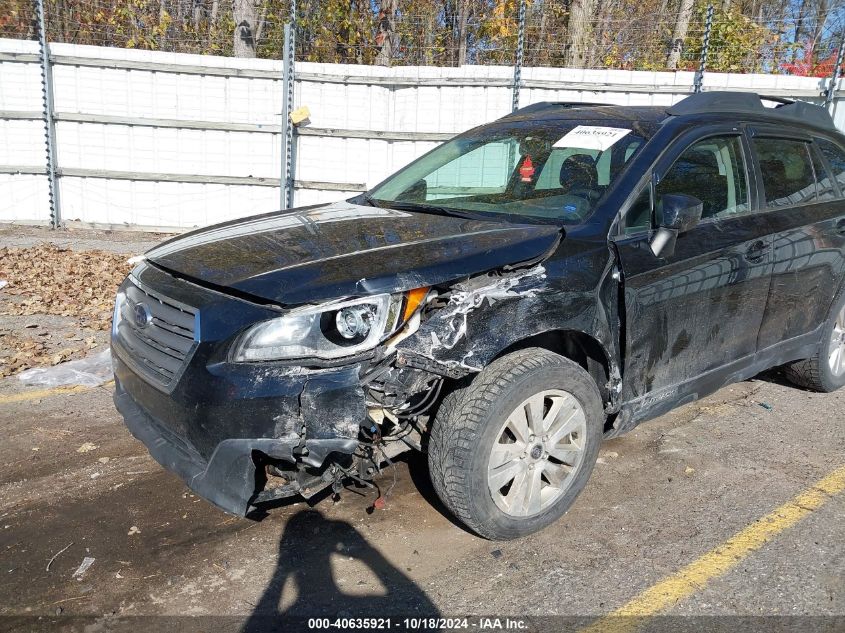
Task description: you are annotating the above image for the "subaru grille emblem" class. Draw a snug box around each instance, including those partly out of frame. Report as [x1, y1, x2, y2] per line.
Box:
[134, 302, 153, 329]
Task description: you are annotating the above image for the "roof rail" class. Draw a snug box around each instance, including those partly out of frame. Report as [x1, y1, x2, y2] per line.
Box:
[500, 101, 610, 120]
[667, 91, 834, 130]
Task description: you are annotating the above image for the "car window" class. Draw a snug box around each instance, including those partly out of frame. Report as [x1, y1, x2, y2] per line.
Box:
[623, 186, 652, 234]
[816, 137, 845, 193]
[368, 118, 658, 224]
[536, 149, 600, 189]
[753, 138, 819, 207]
[810, 146, 837, 201]
[424, 140, 521, 200]
[657, 135, 749, 222]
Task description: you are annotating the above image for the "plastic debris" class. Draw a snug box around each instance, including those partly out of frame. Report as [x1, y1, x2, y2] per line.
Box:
[758, 402, 773, 410]
[71, 557, 95, 580]
[76, 443, 98, 454]
[46, 542, 74, 572]
[127, 526, 141, 536]
[0, 280, 7, 289]
[17, 349, 112, 388]
[684, 466, 696, 475]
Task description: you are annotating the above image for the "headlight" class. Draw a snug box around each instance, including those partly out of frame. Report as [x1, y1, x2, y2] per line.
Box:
[112, 291, 127, 337]
[232, 293, 406, 362]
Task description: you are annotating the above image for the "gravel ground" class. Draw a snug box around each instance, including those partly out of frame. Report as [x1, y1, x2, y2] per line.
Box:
[0, 226, 842, 632]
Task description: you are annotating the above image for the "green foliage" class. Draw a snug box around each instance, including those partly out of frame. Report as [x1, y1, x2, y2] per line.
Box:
[682, 4, 774, 73]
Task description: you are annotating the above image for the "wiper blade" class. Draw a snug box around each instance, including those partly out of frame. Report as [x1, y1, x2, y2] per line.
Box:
[384, 201, 486, 220]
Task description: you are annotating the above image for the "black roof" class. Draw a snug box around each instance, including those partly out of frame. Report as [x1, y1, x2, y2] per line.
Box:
[502, 91, 836, 131]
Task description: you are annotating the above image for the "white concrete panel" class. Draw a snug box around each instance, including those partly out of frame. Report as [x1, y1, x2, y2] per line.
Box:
[2, 39, 843, 229]
[59, 177, 280, 228]
[0, 120, 44, 165]
[0, 174, 50, 223]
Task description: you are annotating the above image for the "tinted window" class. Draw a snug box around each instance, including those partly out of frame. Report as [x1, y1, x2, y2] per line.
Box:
[657, 135, 748, 221]
[810, 146, 836, 201]
[753, 138, 817, 207]
[816, 138, 845, 193]
[623, 186, 652, 234]
[368, 119, 657, 224]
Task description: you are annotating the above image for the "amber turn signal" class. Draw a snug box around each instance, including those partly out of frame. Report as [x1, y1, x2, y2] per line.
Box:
[402, 287, 430, 322]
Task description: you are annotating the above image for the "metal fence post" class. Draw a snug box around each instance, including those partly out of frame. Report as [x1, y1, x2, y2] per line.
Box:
[693, 4, 714, 94]
[34, 0, 61, 228]
[280, 0, 297, 210]
[825, 37, 845, 114]
[511, 0, 526, 112]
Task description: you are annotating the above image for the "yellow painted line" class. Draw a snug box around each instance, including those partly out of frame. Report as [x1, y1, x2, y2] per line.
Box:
[0, 380, 114, 405]
[584, 464, 845, 633]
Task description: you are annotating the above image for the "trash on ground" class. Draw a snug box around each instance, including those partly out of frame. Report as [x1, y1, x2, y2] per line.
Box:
[17, 349, 112, 388]
[0, 280, 7, 290]
[684, 466, 696, 475]
[758, 402, 773, 410]
[46, 542, 74, 572]
[127, 526, 141, 536]
[71, 557, 95, 580]
[76, 443, 99, 453]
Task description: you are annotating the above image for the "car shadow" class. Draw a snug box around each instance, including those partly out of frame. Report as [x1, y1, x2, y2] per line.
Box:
[240, 508, 439, 632]
[751, 365, 798, 389]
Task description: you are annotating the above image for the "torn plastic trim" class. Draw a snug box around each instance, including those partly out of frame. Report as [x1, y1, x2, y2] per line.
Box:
[397, 264, 549, 370]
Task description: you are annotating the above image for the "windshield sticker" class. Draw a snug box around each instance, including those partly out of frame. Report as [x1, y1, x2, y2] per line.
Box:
[519, 155, 536, 182]
[553, 126, 631, 151]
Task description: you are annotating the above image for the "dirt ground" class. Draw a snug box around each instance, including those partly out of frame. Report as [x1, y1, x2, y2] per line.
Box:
[0, 225, 843, 632]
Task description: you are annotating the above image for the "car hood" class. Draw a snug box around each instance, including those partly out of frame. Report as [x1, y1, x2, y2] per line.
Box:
[145, 201, 561, 305]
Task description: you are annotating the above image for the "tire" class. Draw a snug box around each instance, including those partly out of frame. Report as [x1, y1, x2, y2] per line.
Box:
[427, 348, 603, 540]
[784, 292, 845, 393]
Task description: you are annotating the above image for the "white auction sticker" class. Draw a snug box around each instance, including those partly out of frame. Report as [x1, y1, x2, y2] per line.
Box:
[553, 126, 631, 151]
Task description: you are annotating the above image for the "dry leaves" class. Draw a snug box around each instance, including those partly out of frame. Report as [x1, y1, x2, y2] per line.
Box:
[0, 243, 131, 377]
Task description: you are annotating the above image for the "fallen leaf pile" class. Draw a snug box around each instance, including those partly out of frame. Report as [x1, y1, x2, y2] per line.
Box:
[0, 244, 131, 328]
[0, 243, 132, 377]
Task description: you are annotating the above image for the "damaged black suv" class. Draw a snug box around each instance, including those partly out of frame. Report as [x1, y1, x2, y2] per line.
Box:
[112, 92, 845, 539]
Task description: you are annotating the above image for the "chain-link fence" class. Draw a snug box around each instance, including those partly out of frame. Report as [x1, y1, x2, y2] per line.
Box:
[2, 0, 844, 75]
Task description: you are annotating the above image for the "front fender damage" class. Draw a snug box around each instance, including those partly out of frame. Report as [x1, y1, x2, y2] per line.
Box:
[253, 262, 604, 511]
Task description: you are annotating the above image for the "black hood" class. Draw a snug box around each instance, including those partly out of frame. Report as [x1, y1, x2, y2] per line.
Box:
[145, 201, 561, 305]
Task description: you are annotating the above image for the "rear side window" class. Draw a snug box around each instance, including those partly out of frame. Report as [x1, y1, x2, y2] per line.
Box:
[810, 147, 837, 201]
[753, 138, 819, 207]
[816, 138, 845, 193]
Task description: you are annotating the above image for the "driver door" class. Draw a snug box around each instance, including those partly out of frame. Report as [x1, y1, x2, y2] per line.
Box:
[612, 128, 773, 420]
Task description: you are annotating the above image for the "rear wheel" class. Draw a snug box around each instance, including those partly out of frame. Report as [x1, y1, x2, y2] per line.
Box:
[785, 295, 845, 393]
[427, 348, 603, 540]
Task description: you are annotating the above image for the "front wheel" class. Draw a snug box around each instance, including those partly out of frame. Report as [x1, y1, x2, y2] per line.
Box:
[427, 348, 603, 540]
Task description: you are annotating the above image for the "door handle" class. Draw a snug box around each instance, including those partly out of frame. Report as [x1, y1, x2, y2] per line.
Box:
[744, 240, 770, 261]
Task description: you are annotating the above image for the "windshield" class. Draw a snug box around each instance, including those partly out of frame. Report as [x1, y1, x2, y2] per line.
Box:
[367, 118, 657, 224]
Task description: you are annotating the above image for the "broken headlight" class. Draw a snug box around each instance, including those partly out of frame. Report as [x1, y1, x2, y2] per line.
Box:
[232, 294, 404, 362]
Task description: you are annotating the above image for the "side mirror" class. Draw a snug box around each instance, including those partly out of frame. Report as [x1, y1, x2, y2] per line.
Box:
[650, 193, 703, 257]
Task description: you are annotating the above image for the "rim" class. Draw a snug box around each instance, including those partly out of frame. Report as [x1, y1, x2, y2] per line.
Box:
[487, 389, 587, 518]
[830, 306, 845, 377]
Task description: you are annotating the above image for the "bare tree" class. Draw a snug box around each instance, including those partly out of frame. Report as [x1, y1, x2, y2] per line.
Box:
[565, 0, 597, 68]
[233, 0, 257, 57]
[666, 0, 695, 69]
[375, 0, 398, 66]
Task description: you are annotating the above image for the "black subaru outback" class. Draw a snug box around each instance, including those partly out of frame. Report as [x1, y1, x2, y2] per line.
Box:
[112, 92, 845, 539]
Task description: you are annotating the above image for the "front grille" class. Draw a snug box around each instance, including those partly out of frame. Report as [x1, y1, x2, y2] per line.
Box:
[115, 279, 197, 390]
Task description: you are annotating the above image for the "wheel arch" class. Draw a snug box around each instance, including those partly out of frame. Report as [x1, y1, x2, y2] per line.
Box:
[492, 329, 612, 405]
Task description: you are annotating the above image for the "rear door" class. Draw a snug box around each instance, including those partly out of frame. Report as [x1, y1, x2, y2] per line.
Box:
[750, 130, 845, 350]
[613, 127, 773, 408]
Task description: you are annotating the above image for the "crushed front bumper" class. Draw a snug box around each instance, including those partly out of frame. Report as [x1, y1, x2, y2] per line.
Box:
[113, 350, 365, 516]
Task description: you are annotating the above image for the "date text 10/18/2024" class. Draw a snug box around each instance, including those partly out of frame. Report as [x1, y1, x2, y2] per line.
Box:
[307, 618, 530, 630]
